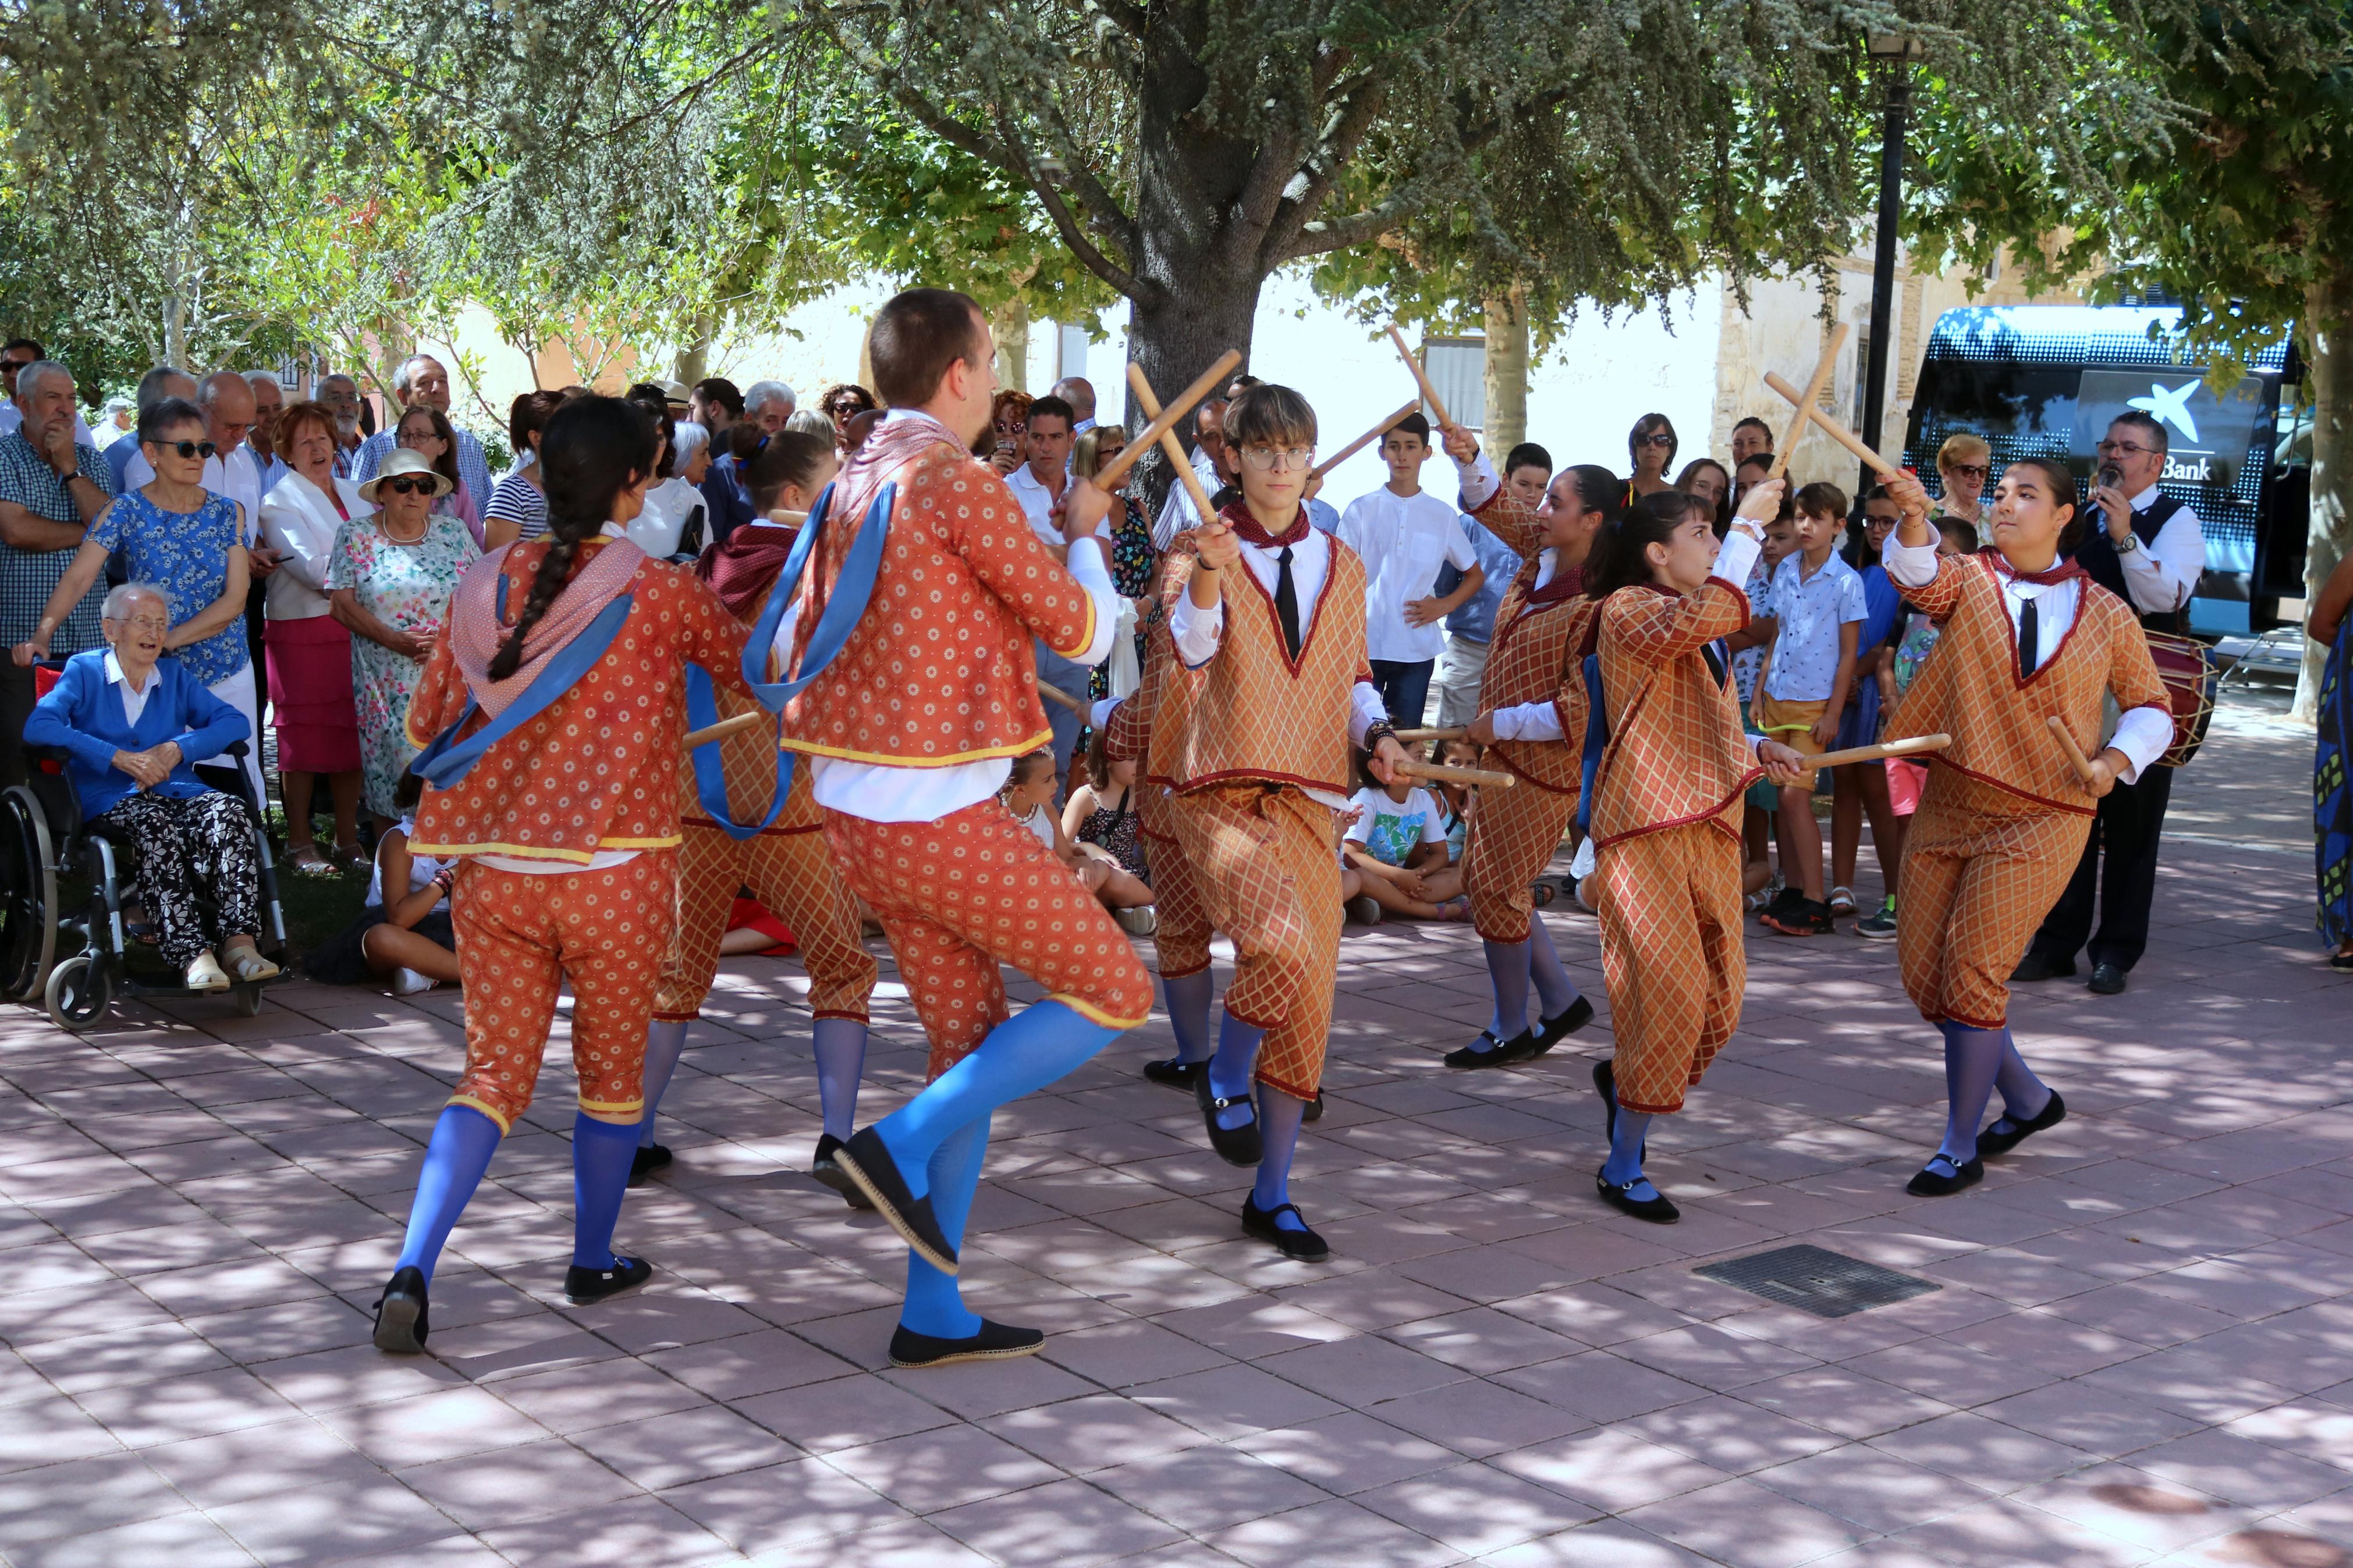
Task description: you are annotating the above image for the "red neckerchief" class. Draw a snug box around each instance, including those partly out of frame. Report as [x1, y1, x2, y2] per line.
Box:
[1979, 546, 2084, 588]
[1522, 557, 1585, 609]
[697, 521, 796, 620]
[1221, 499, 1309, 550]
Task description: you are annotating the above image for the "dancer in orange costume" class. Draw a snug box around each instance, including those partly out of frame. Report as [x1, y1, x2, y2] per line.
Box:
[637, 430, 878, 1198]
[1162, 383, 1411, 1261]
[761, 289, 1151, 1369]
[371, 396, 753, 1353]
[1876, 458, 2171, 1196]
[1582, 483, 1807, 1223]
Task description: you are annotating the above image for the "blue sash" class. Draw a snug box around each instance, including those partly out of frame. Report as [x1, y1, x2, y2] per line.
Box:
[409, 577, 634, 791]
[685, 478, 895, 840]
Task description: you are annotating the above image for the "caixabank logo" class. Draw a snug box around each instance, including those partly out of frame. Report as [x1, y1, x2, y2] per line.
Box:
[2072, 369, 2267, 490]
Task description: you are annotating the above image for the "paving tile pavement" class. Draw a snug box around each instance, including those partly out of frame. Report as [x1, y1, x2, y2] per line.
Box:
[1, 692, 2350, 1565]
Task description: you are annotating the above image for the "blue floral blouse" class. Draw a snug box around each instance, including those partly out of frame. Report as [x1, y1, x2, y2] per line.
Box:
[88, 488, 249, 687]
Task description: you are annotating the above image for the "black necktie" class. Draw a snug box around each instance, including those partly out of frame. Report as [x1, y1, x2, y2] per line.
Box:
[2018, 591, 2039, 673]
[1275, 545, 1301, 659]
[1702, 640, 1727, 688]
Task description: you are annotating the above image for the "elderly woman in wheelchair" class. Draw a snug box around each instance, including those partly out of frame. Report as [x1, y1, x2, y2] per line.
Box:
[23, 582, 281, 993]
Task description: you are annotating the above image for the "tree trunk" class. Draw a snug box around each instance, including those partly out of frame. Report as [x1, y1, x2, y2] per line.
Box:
[2295, 270, 2351, 723]
[993, 299, 1030, 394]
[675, 336, 712, 387]
[1483, 286, 1530, 453]
[1121, 271, 1260, 513]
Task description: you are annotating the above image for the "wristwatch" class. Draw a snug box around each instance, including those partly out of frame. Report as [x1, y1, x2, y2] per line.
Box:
[2114, 532, 2140, 555]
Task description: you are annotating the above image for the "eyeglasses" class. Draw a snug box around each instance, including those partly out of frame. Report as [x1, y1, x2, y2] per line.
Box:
[1943, 463, 1989, 480]
[148, 439, 217, 459]
[2095, 439, 2153, 457]
[381, 476, 435, 496]
[107, 615, 171, 634]
[1240, 445, 1315, 472]
[1636, 432, 1676, 448]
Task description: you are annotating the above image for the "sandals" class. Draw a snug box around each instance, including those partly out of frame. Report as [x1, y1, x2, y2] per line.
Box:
[1828, 886, 1857, 918]
[1530, 881, 1557, 909]
[221, 944, 281, 983]
[288, 847, 340, 878]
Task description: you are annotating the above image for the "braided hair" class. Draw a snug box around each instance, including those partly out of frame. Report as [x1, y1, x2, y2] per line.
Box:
[487, 396, 655, 681]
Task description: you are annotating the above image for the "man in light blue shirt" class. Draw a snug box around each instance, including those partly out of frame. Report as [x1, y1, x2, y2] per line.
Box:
[350, 353, 492, 511]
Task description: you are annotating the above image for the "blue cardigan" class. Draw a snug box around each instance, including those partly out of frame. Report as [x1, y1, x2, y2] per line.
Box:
[23, 649, 250, 820]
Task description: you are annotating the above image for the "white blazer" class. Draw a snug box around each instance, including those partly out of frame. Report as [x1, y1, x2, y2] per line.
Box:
[260, 470, 372, 621]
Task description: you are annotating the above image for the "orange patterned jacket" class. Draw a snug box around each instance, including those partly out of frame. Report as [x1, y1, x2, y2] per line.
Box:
[1589, 576, 1760, 849]
[1468, 489, 1599, 794]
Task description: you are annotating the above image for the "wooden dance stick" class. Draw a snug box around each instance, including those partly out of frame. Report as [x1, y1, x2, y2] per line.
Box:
[764, 509, 807, 528]
[1766, 323, 1848, 482]
[2047, 714, 2102, 785]
[1392, 727, 1468, 743]
[1386, 326, 1456, 429]
[1309, 399, 1424, 482]
[1037, 680, 1091, 717]
[1091, 349, 1243, 493]
[1124, 364, 1224, 528]
[1763, 371, 1903, 481]
[1393, 758, 1516, 788]
[1797, 733, 1951, 774]
[682, 709, 768, 751]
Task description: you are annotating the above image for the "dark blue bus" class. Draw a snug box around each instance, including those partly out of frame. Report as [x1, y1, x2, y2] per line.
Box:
[1904, 304, 2307, 634]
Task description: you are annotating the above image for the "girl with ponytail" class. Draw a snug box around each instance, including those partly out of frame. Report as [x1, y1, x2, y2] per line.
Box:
[1581, 479, 1808, 1224]
[370, 395, 758, 1358]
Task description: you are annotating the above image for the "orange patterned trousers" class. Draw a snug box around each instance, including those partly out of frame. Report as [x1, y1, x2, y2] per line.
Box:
[1463, 776, 1578, 944]
[1167, 784, 1343, 1101]
[1898, 769, 2091, 1029]
[448, 851, 677, 1132]
[652, 819, 876, 1023]
[822, 800, 1154, 1081]
[1137, 784, 1213, 978]
[1593, 822, 1744, 1115]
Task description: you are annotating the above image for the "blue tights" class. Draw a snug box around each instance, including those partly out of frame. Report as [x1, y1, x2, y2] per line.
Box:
[1932, 1021, 2051, 1171]
[393, 1105, 502, 1285]
[873, 1001, 1122, 1197]
[570, 1114, 637, 1271]
[1252, 1089, 1309, 1233]
[899, 1117, 991, 1338]
[1205, 1012, 1264, 1130]
[1162, 969, 1216, 1064]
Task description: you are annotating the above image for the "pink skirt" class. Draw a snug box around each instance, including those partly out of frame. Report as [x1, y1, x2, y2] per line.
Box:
[267, 614, 361, 774]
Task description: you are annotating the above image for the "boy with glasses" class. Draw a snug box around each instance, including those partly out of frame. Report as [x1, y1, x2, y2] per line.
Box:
[1337, 411, 1484, 726]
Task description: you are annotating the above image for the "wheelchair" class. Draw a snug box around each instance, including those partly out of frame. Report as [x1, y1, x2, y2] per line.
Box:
[2, 731, 290, 1032]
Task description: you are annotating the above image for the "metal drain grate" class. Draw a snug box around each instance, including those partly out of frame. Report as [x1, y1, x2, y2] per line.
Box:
[1694, 1245, 1940, 1318]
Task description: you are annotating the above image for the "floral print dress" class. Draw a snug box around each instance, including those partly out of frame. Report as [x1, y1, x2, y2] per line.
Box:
[1089, 496, 1159, 699]
[326, 513, 478, 817]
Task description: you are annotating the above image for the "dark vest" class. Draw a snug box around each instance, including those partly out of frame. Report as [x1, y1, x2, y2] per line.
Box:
[2071, 493, 2188, 633]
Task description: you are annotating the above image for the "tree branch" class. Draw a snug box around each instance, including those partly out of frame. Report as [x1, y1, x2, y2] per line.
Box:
[1261, 77, 1392, 270]
[992, 109, 1152, 302]
[1087, 0, 1149, 41]
[1274, 193, 1421, 266]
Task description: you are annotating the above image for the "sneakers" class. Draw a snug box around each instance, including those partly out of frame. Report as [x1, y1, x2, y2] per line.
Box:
[393, 968, 436, 995]
[1855, 897, 1898, 940]
[1344, 895, 1382, 926]
[1761, 895, 1834, 937]
[1114, 905, 1158, 936]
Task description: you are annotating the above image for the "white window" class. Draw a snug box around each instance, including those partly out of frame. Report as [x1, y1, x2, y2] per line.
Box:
[1056, 323, 1089, 383]
[1422, 337, 1487, 430]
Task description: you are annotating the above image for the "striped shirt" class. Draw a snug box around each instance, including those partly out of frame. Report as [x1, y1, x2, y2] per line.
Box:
[483, 472, 548, 541]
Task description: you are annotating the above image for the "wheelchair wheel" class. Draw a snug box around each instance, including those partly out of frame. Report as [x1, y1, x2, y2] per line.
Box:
[1, 787, 55, 1002]
[229, 983, 264, 1018]
[43, 952, 109, 1032]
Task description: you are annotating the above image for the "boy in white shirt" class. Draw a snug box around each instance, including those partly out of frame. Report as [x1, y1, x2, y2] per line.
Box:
[1337, 413, 1483, 725]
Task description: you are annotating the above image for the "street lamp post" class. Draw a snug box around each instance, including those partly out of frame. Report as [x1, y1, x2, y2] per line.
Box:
[1860, 34, 1924, 498]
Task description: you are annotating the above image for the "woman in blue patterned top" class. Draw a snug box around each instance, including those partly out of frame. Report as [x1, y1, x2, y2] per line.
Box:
[13, 396, 258, 797]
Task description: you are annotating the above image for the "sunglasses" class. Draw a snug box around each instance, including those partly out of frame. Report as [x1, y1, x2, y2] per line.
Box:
[1943, 463, 1989, 480]
[1636, 432, 1676, 448]
[149, 439, 218, 459]
[381, 476, 436, 496]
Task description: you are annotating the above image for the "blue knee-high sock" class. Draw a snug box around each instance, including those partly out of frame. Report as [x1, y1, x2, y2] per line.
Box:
[899, 1117, 990, 1338]
[1935, 1021, 2006, 1168]
[812, 1017, 867, 1142]
[874, 1000, 1123, 1195]
[1602, 1101, 1656, 1197]
[638, 1020, 690, 1150]
[572, 1114, 640, 1271]
[1205, 1011, 1265, 1130]
[395, 1105, 502, 1285]
[1482, 938, 1532, 1041]
[1527, 917, 1581, 1019]
[1251, 1089, 1310, 1231]
[1987, 1028, 2052, 1133]
[1162, 969, 1216, 1064]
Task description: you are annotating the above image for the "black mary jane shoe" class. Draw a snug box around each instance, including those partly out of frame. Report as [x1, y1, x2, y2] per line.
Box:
[1978, 1091, 2068, 1158]
[627, 1143, 672, 1189]
[1905, 1155, 1985, 1198]
[1241, 1195, 1331, 1260]
[836, 1128, 960, 1275]
[1195, 1072, 1264, 1167]
[1530, 995, 1596, 1057]
[1303, 1090, 1324, 1123]
[812, 1133, 876, 1210]
[1595, 1173, 1680, 1224]
[888, 1318, 1045, 1370]
[1445, 1029, 1535, 1070]
[565, 1255, 654, 1305]
[372, 1265, 431, 1354]
[1142, 1057, 1206, 1093]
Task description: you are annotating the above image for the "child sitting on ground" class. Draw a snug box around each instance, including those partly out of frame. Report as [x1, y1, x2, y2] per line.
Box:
[1062, 730, 1158, 934]
[1003, 748, 1156, 926]
[1342, 751, 1470, 923]
[304, 773, 460, 994]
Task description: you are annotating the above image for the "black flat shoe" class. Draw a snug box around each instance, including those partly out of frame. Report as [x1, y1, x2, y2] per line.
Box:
[1976, 1092, 2066, 1158]
[627, 1143, 671, 1188]
[565, 1255, 652, 1304]
[836, 1128, 960, 1275]
[1531, 994, 1596, 1057]
[1241, 1195, 1330, 1260]
[372, 1265, 430, 1353]
[1303, 1090, 1324, 1123]
[1595, 1173, 1678, 1224]
[1445, 1029, 1535, 1069]
[1905, 1155, 1985, 1197]
[888, 1318, 1045, 1369]
[1142, 1057, 1206, 1091]
[2088, 963, 2127, 995]
[812, 1133, 875, 1210]
[1195, 1072, 1262, 1167]
[2010, 951, 2076, 983]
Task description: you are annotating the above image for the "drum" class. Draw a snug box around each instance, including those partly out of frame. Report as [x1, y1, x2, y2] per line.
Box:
[2145, 629, 2216, 769]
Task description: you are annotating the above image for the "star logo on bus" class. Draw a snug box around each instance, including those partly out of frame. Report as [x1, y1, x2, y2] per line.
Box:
[2127, 380, 2201, 443]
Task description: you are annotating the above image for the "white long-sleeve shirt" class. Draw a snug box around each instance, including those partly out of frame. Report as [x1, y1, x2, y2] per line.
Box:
[1883, 535, 2171, 784]
[2111, 485, 2206, 615]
